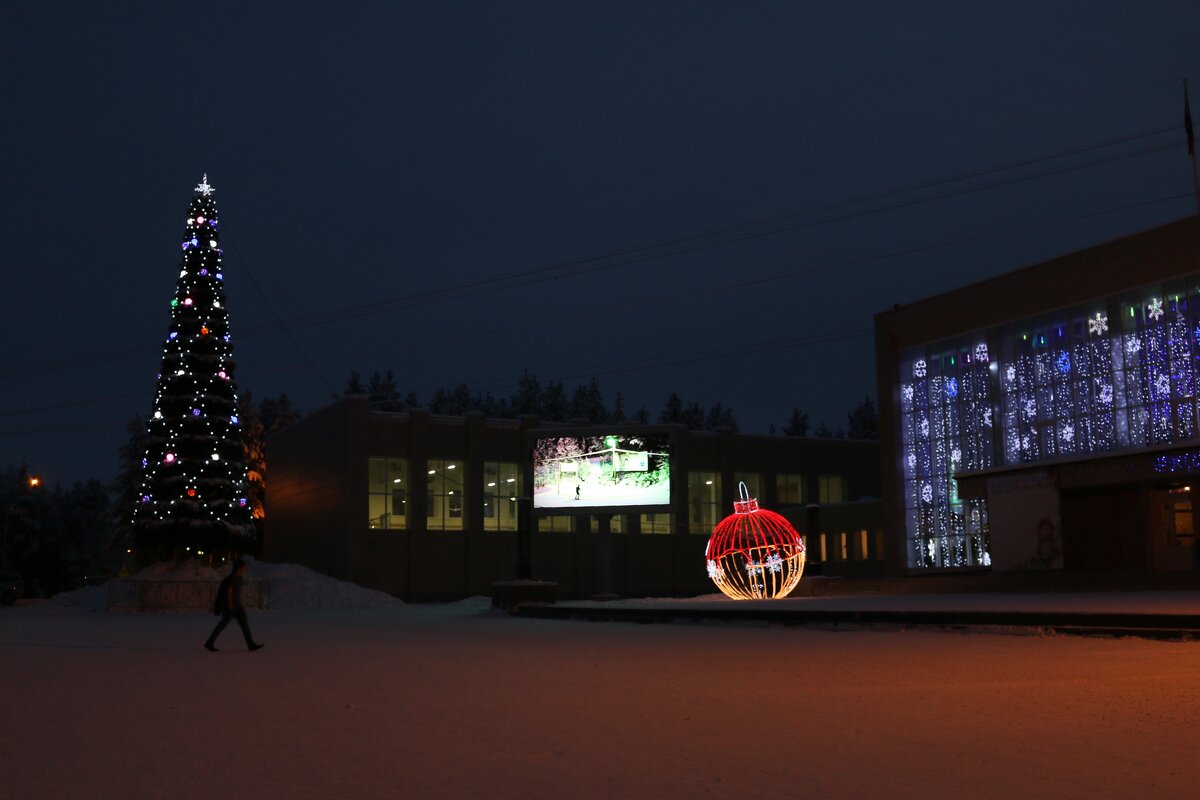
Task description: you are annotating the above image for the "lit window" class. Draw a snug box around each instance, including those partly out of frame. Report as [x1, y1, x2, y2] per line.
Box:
[589, 515, 625, 533]
[426, 459, 465, 531]
[483, 462, 521, 532]
[687, 471, 721, 533]
[367, 457, 407, 530]
[776, 473, 805, 505]
[538, 515, 573, 532]
[818, 475, 844, 504]
[640, 512, 672, 534]
[734, 472, 761, 500]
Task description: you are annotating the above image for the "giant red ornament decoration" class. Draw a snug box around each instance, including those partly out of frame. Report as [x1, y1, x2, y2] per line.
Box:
[705, 482, 806, 600]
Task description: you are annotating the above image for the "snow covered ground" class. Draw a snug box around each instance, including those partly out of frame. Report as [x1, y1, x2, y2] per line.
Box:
[3, 598, 1199, 799]
[557, 590, 1200, 615]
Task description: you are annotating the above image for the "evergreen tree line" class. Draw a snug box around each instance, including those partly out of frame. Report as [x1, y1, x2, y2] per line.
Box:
[1, 465, 111, 597]
[344, 369, 878, 439]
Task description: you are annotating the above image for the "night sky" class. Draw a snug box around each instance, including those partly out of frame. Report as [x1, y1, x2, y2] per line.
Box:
[3, 1, 1199, 487]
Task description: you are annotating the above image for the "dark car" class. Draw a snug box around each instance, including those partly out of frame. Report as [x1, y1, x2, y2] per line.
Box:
[0, 572, 23, 606]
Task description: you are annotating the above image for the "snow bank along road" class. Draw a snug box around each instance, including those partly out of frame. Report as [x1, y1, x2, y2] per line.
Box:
[2, 603, 1198, 800]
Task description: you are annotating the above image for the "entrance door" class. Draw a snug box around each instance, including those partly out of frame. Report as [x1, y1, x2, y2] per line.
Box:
[1154, 490, 1198, 571]
[1060, 488, 1148, 572]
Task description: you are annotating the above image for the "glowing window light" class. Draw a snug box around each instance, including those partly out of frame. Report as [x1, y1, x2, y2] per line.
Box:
[705, 482, 805, 600]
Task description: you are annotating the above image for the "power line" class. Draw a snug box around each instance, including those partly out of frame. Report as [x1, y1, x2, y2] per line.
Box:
[225, 237, 337, 396]
[1, 122, 1181, 380]
[0, 189, 1190, 423]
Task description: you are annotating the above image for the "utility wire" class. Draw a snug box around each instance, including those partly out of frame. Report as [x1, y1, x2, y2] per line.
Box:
[224, 236, 337, 397]
[1, 122, 1182, 379]
[2, 189, 1188, 426]
[222, 139, 1180, 334]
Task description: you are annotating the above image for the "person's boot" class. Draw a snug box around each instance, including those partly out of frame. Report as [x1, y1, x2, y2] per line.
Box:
[204, 641, 218, 652]
[249, 642, 263, 652]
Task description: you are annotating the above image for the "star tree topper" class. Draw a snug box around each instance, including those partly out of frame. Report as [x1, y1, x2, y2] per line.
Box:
[195, 174, 215, 196]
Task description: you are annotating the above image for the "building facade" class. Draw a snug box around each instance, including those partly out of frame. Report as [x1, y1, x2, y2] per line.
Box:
[264, 397, 881, 599]
[876, 215, 1200, 575]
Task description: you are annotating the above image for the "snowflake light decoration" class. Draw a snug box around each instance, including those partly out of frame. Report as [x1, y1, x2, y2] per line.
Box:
[1148, 298, 1164, 321]
[974, 343, 988, 362]
[1021, 434, 1032, 452]
[982, 408, 993, 427]
[1005, 365, 1016, 383]
[1154, 373, 1171, 398]
[1060, 423, 1074, 443]
[906, 453, 917, 471]
[704, 483, 805, 600]
[1097, 382, 1114, 405]
[946, 377, 958, 398]
[1055, 352, 1071, 374]
[927, 540, 938, 561]
[919, 418, 930, 438]
[981, 552, 992, 567]
[1022, 398, 1037, 419]
[913, 359, 927, 378]
[1088, 312, 1108, 336]
[901, 385, 914, 403]
[950, 447, 962, 465]
[1125, 336, 1142, 355]
[921, 483, 933, 503]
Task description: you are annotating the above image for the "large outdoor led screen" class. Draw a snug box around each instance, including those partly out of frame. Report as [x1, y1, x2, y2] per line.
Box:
[533, 434, 670, 510]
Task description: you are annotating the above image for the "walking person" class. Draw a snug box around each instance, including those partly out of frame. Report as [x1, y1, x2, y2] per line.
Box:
[205, 559, 263, 652]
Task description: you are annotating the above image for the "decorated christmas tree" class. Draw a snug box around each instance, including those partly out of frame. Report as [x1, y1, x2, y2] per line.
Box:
[131, 175, 255, 557]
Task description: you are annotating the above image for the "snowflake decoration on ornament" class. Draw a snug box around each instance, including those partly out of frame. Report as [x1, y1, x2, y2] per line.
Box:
[1088, 312, 1108, 336]
[765, 553, 784, 574]
[913, 359, 927, 378]
[195, 173, 215, 196]
[744, 560, 763, 576]
[1148, 298, 1164, 321]
[706, 560, 722, 580]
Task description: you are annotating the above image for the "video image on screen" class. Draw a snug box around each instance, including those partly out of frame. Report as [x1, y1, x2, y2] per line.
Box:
[533, 434, 670, 509]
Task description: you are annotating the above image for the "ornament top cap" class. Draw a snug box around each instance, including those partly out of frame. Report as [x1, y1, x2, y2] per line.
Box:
[733, 480, 759, 514]
[195, 173, 215, 196]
